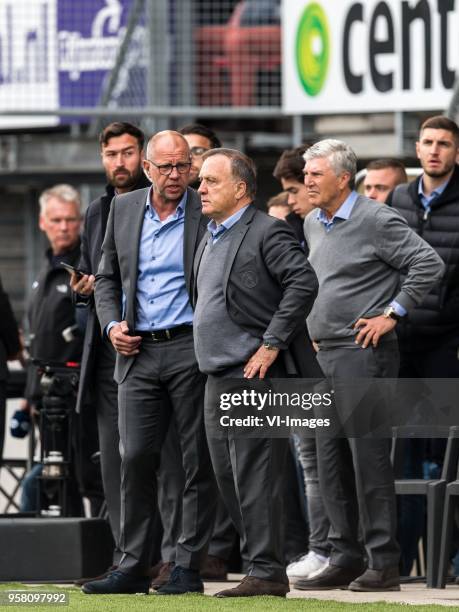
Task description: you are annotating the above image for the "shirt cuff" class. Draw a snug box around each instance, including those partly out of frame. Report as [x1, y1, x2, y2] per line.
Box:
[106, 321, 119, 338]
[390, 301, 407, 317]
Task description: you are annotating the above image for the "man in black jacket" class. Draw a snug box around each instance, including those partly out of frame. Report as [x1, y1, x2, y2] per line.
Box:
[387, 115, 459, 575]
[387, 116, 459, 365]
[71, 122, 151, 582]
[24, 184, 91, 515]
[0, 277, 21, 464]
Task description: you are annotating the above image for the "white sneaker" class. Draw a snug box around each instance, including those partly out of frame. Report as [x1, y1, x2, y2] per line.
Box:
[287, 551, 329, 579]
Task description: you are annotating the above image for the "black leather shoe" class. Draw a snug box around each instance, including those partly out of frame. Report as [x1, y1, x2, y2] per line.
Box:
[156, 565, 204, 595]
[348, 567, 400, 592]
[294, 564, 364, 590]
[82, 570, 150, 594]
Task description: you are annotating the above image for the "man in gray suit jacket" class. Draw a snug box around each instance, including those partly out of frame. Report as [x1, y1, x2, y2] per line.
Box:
[193, 148, 319, 598]
[86, 131, 215, 595]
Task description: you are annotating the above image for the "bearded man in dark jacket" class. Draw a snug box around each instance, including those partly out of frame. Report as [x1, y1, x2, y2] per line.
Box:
[70, 123, 152, 583]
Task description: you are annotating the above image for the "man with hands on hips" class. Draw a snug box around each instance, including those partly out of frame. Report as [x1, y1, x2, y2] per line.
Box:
[295, 139, 444, 593]
[193, 148, 318, 598]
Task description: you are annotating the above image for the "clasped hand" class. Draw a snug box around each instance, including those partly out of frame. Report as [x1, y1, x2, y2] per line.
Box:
[108, 321, 141, 356]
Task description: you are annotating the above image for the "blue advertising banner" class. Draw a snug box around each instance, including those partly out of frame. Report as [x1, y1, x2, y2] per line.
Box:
[0, 0, 146, 128]
[57, 0, 146, 111]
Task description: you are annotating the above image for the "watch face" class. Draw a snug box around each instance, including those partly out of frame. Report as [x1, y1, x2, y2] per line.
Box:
[384, 307, 398, 320]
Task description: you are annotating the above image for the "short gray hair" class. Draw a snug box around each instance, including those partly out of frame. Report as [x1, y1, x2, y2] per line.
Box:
[39, 184, 82, 216]
[303, 139, 357, 184]
[202, 148, 257, 199]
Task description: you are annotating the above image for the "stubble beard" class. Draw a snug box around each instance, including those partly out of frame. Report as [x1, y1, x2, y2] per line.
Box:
[110, 167, 142, 191]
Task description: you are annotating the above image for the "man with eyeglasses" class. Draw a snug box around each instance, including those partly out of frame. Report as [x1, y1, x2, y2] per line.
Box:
[85, 131, 216, 596]
[179, 124, 222, 188]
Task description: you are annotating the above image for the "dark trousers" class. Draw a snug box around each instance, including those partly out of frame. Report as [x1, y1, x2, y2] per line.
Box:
[117, 333, 216, 575]
[94, 339, 122, 563]
[205, 364, 289, 584]
[316, 343, 400, 570]
[159, 421, 238, 563]
[157, 418, 185, 562]
[73, 406, 104, 517]
[95, 339, 192, 566]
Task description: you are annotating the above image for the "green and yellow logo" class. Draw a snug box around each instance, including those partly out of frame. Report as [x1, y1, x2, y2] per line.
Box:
[296, 3, 330, 96]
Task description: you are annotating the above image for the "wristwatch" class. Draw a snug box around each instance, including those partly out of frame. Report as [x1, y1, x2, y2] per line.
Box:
[263, 342, 278, 351]
[383, 306, 401, 322]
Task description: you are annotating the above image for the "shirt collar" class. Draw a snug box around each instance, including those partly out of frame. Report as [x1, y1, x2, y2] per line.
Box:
[418, 176, 449, 201]
[207, 204, 250, 236]
[317, 190, 359, 225]
[145, 187, 187, 219]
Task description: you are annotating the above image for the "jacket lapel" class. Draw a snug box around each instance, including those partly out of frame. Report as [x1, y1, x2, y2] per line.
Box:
[184, 188, 204, 298]
[193, 231, 210, 306]
[222, 205, 256, 294]
[126, 188, 149, 325]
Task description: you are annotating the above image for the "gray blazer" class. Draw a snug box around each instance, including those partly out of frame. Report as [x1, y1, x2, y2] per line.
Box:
[95, 186, 207, 383]
[193, 205, 321, 376]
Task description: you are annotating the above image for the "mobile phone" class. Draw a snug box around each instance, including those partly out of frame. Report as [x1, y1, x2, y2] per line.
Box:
[60, 262, 87, 277]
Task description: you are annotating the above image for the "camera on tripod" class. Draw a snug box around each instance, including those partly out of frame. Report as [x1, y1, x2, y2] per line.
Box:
[33, 359, 80, 517]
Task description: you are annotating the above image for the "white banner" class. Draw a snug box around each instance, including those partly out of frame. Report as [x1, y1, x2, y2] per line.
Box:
[282, 0, 459, 114]
[0, 0, 58, 127]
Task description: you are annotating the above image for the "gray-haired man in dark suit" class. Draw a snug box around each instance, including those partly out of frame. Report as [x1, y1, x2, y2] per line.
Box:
[193, 148, 319, 598]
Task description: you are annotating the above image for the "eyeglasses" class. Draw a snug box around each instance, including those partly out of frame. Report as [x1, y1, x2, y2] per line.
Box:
[146, 159, 191, 176]
[189, 146, 210, 158]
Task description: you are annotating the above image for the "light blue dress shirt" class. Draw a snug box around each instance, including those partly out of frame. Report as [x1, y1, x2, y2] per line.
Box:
[135, 189, 194, 331]
[107, 189, 193, 336]
[316, 190, 358, 231]
[418, 176, 449, 214]
[207, 205, 250, 243]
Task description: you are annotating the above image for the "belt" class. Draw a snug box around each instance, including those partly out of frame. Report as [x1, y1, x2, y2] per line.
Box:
[134, 324, 192, 342]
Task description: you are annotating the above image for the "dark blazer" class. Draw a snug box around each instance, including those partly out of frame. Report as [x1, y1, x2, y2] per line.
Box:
[193, 204, 321, 376]
[75, 177, 150, 412]
[0, 277, 20, 382]
[95, 186, 207, 383]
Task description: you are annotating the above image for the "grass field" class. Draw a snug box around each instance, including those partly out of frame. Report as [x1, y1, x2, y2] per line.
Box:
[0, 583, 452, 612]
